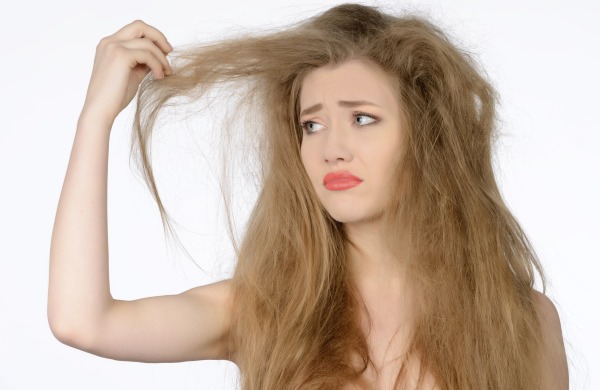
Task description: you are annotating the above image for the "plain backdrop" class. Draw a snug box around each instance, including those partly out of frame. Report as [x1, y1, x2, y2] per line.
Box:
[0, 0, 598, 389]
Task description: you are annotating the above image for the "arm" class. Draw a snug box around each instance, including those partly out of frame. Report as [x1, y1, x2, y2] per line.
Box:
[48, 20, 235, 364]
[533, 290, 569, 389]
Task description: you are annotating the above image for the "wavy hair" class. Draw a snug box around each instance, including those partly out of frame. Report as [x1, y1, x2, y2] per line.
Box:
[131, 3, 547, 389]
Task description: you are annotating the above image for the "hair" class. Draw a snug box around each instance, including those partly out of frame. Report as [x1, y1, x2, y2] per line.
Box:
[131, 3, 548, 389]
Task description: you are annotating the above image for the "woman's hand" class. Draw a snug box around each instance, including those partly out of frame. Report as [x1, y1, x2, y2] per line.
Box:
[81, 20, 173, 126]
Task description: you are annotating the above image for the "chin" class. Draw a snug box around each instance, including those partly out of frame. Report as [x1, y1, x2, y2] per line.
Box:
[324, 207, 381, 225]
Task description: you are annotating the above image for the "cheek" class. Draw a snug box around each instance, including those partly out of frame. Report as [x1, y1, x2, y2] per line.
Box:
[300, 149, 316, 181]
[301, 159, 324, 197]
[300, 141, 316, 166]
[369, 143, 400, 179]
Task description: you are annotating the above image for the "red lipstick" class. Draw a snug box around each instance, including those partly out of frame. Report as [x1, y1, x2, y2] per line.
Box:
[323, 171, 363, 191]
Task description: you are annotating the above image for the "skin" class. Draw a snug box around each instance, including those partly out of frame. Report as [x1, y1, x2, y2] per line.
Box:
[299, 58, 416, 387]
[299, 59, 418, 387]
[299, 58, 408, 289]
[49, 20, 568, 390]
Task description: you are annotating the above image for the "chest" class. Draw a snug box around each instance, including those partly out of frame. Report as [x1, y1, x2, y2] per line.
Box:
[349, 326, 439, 390]
[348, 292, 439, 389]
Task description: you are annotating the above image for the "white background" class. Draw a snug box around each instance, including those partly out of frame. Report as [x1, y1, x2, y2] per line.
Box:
[0, 0, 597, 389]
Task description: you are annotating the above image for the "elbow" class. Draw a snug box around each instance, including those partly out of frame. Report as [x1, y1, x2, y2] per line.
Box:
[47, 296, 113, 350]
[47, 311, 98, 351]
[48, 314, 82, 347]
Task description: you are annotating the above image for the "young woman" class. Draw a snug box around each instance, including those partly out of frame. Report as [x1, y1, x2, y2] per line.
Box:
[48, 3, 568, 389]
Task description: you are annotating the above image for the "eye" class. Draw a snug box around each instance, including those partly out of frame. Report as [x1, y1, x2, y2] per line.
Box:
[353, 111, 378, 127]
[300, 111, 379, 135]
[300, 120, 324, 135]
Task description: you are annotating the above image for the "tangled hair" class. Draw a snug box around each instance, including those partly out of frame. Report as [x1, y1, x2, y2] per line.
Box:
[131, 3, 548, 389]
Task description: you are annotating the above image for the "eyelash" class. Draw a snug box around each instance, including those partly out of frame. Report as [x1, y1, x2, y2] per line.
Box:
[300, 111, 379, 135]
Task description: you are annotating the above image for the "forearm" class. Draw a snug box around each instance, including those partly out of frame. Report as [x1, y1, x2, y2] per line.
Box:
[48, 113, 115, 345]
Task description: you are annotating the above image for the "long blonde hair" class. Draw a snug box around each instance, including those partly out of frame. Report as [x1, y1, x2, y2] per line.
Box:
[131, 3, 547, 389]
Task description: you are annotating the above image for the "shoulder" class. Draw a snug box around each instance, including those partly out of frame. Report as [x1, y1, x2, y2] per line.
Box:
[186, 278, 235, 311]
[531, 289, 569, 390]
[183, 278, 236, 362]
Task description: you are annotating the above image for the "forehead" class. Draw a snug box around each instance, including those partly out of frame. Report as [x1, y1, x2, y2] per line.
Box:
[299, 58, 399, 108]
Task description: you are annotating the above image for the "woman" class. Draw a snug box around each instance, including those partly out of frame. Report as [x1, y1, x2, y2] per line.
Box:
[48, 3, 568, 389]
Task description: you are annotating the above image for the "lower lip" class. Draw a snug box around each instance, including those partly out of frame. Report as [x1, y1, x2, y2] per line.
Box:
[325, 179, 363, 191]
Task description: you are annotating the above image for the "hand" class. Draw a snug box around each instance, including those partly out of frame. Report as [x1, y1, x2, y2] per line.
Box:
[80, 20, 173, 126]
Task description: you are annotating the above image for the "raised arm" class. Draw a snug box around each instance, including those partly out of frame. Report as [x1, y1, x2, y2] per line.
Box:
[48, 20, 235, 363]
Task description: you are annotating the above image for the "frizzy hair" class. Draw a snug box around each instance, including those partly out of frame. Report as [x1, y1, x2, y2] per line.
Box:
[130, 3, 548, 389]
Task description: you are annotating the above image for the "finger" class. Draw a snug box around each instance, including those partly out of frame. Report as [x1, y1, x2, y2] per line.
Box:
[120, 38, 172, 75]
[129, 49, 167, 79]
[110, 20, 173, 54]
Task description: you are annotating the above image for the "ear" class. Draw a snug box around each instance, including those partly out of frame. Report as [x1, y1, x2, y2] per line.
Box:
[532, 290, 569, 390]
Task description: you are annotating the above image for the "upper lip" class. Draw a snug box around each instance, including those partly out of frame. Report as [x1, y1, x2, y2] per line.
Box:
[323, 170, 363, 185]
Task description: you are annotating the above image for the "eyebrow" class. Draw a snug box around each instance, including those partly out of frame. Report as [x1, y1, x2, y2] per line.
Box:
[300, 100, 381, 117]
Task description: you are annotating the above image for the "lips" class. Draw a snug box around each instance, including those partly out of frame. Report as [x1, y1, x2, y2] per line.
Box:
[323, 171, 363, 191]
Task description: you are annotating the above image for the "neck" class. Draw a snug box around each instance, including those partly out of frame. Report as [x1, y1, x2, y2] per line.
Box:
[344, 219, 416, 327]
[344, 219, 406, 288]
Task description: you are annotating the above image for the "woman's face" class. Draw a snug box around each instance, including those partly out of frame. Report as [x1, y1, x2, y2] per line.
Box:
[299, 58, 404, 224]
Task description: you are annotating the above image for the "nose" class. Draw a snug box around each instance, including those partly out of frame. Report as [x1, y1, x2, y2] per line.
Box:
[323, 120, 353, 163]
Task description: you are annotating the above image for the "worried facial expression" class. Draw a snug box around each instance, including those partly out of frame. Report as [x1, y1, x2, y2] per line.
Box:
[299, 58, 404, 224]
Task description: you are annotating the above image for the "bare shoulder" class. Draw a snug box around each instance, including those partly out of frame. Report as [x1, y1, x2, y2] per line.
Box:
[185, 278, 234, 303]
[532, 289, 569, 390]
[181, 278, 236, 362]
[182, 278, 235, 321]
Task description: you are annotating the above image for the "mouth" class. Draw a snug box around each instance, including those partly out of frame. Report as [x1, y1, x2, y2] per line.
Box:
[323, 171, 363, 191]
